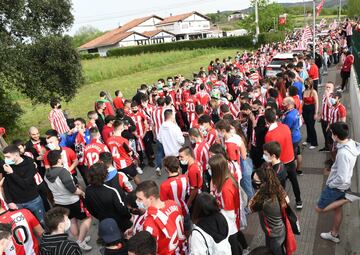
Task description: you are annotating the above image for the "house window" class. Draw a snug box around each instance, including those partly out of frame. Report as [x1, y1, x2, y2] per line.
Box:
[88, 48, 99, 53]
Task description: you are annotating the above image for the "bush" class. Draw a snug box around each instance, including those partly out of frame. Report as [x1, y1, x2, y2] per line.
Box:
[80, 53, 100, 60]
[106, 32, 285, 57]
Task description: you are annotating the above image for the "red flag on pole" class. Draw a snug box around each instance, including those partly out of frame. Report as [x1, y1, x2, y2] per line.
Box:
[316, 0, 326, 16]
[278, 15, 286, 25]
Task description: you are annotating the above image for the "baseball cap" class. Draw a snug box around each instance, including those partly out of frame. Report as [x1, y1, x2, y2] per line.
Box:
[99, 218, 123, 244]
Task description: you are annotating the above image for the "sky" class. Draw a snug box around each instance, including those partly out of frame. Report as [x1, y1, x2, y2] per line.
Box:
[70, 0, 305, 35]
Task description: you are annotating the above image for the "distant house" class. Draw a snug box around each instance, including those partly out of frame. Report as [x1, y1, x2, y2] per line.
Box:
[79, 11, 214, 56]
[227, 11, 247, 21]
[156, 12, 211, 40]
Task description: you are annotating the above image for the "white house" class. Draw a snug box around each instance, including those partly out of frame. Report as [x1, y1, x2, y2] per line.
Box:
[156, 12, 211, 40]
[227, 11, 247, 21]
[142, 30, 176, 44]
[79, 11, 215, 56]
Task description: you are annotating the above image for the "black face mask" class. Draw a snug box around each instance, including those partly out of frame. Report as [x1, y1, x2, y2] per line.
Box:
[132, 110, 138, 114]
[252, 180, 262, 190]
[57, 104, 62, 109]
[252, 110, 259, 115]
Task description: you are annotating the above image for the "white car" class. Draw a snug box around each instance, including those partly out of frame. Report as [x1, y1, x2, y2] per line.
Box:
[265, 53, 294, 77]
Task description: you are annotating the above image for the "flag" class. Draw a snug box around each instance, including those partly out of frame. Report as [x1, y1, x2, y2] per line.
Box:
[330, 19, 338, 30]
[302, 26, 312, 42]
[316, 0, 326, 16]
[278, 15, 286, 25]
[319, 18, 326, 27]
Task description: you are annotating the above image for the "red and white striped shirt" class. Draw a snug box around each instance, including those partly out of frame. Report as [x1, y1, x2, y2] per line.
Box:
[151, 106, 165, 138]
[48, 109, 70, 135]
[132, 214, 146, 235]
[44, 147, 77, 174]
[141, 104, 154, 130]
[160, 175, 189, 216]
[84, 139, 109, 167]
[183, 96, 199, 123]
[106, 136, 133, 170]
[321, 95, 331, 121]
[193, 140, 210, 172]
[329, 103, 346, 124]
[129, 111, 147, 138]
[206, 128, 218, 147]
[1, 209, 40, 255]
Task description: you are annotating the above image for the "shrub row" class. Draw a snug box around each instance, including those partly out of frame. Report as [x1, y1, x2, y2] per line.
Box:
[80, 53, 100, 60]
[105, 32, 285, 57]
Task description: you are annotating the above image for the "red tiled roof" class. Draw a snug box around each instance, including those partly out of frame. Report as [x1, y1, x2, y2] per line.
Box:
[79, 15, 162, 49]
[142, 29, 175, 37]
[158, 11, 209, 25]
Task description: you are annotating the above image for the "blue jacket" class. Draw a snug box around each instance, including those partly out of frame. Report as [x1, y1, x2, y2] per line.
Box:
[282, 108, 301, 143]
[293, 81, 304, 100]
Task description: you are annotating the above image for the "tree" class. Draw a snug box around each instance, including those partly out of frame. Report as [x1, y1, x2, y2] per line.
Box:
[72, 25, 105, 48]
[239, 2, 294, 33]
[347, 0, 360, 17]
[0, 0, 83, 129]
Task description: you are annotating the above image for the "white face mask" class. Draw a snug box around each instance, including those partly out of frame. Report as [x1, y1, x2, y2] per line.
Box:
[64, 218, 71, 232]
[47, 143, 57, 151]
[262, 154, 272, 163]
[136, 200, 147, 210]
[180, 159, 188, 165]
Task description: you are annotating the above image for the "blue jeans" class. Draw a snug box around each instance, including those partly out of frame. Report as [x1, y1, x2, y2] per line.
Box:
[155, 140, 165, 169]
[240, 156, 254, 199]
[17, 196, 45, 226]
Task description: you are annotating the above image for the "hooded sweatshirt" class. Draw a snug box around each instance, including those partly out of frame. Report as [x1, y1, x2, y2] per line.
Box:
[158, 120, 184, 156]
[326, 139, 360, 191]
[1, 156, 39, 204]
[190, 212, 231, 255]
[45, 167, 79, 205]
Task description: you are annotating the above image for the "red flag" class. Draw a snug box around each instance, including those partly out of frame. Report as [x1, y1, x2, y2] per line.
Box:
[316, 0, 325, 16]
[278, 15, 286, 25]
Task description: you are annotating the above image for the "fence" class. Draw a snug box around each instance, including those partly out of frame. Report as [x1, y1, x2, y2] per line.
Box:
[352, 30, 360, 84]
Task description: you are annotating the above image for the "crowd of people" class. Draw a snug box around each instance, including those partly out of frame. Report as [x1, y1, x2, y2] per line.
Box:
[0, 18, 359, 255]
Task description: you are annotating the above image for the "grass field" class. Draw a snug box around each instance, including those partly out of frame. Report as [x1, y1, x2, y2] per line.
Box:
[13, 48, 241, 139]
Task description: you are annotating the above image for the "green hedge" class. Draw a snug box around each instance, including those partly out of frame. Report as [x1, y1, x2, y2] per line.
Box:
[107, 32, 285, 57]
[80, 53, 100, 60]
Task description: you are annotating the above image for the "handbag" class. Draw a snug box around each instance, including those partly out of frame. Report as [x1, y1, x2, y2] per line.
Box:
[284, 204, 301, 235]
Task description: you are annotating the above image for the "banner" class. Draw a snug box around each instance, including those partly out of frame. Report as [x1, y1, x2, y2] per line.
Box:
[316, 0, 326, 16]
[278, 15, 287, 25]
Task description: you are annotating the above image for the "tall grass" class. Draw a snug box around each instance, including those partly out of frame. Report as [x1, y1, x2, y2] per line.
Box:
[82, 49, 219, 84]
[12, 48, 239, 139]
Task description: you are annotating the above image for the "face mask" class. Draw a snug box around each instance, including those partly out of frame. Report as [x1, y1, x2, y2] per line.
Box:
[57, 104, 62, 109]
[132, 110, 138, 114]
[190, 139, 196, 144]
[199, 126, 208, 137]
[142, 102, 147, 107]
[330, 98, 337, 105]
[252, 180, 262, 190]
[136, 200, 147, 210]
[73, 127, 78, 133]
[64, 218, 71, 232]
[180, 159, 188, 165]
[47, 143, 56, 150]
[262, 154, 272, 163]
[4, 158, 15, 165]
[168, 82, 173, 86]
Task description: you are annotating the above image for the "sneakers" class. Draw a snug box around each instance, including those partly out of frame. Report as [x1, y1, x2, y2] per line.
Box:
[296, 170, 303, 176]
[345, 190, 360, 202]
[155, 167, 162, 176]
[148, 161, 155, 167]
[302, 142, 308, 146]
[320, 231, 340, 243]
[319, 147, 330, 152]
[84, 236, 91, 243]
[76, 240, 92, 251]
[136, 167, 143, 175]
[296, 201, 303, 209]
[309, 146, 317, 150]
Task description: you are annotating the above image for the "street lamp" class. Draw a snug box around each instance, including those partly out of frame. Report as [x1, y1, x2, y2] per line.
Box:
[312, 0, 316, 59]
[255, 0, 260, 39]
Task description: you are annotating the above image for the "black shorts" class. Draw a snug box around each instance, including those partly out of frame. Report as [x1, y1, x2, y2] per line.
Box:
[55, 200, 87, 220]
[119, 164, 137, 178]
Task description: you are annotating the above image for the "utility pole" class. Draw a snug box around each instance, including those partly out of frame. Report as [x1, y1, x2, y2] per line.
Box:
[312, 0, 316, 59]
[255, 0, 260, 39]
[303, 0, 306, 26]
[338, 0, 342, 21]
